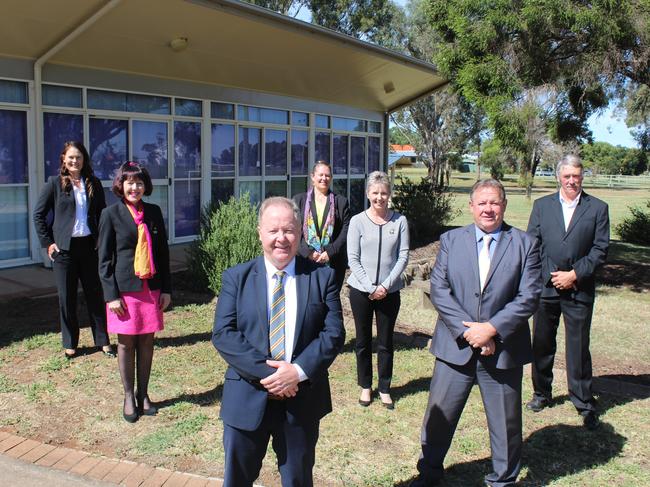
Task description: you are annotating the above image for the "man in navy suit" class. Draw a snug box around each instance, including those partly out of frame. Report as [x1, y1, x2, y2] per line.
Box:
[411, 179, 541, 487]
[526, 155, 609, 430]
[212, 196, 345, 487]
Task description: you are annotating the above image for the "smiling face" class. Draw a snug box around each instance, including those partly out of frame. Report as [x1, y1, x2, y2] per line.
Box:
[367, 183, 390, 212]
[62, 147, 84, 178]
[123, 176, 145, 205]
[469, 186, 507, 233]
[258, 203, 299, 270]
[310, 164, 332, 194]
[557, 164, 583, 201]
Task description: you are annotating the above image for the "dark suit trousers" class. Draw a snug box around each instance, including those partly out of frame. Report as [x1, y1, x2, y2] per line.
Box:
[349, 287, 400, 393]
[52, 236, 108, 349]
[222, 400, 319, 487]
[531, 297, 595, 412]
[418, 358, 523, 487]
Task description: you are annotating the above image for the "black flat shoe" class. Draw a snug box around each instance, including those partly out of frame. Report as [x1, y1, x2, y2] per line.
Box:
[381, 400, 395, 410]
[526, 395, 550, 413]
[123, 399, 139, 423]
[101, 346, 116, 358]
[358, 398, 371, 407]
[137, 395, 158, 416]
[64, 350, 77, 360]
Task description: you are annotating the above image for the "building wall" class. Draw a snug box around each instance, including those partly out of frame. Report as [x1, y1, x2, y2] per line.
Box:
[0, 58, 384, 267]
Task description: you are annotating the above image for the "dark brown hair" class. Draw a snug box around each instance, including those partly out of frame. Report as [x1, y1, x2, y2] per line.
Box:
[111, 161, 153, 197]
[59, 141, 95, 197]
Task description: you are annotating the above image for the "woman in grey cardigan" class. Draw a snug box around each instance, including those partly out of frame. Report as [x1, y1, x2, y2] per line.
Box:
[347, 171, 409, 409]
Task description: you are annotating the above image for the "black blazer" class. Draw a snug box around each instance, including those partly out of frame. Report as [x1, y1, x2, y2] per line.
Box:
[33, 175, 106, 250]
[98, 201, 171, 302]
[527, 191, 609, 303]
[293, 191, 350, 271]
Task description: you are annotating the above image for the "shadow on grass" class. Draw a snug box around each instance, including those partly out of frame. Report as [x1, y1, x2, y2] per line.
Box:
[157, 383, 223, 410]
[155, 331, 212, 348]
[394, 423, 626, 487]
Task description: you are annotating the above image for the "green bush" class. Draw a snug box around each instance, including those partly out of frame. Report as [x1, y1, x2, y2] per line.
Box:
[187, 194, 262, 295]
[391, 175, 459, 245]
[616, 200, 650, 245]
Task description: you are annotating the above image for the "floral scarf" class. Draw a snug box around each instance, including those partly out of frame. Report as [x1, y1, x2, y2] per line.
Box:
[302, 186, 335, 254]
[125, 201, 156, 279]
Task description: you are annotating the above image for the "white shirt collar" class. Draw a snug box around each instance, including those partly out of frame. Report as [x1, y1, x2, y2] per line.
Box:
[263, 257, 296, 279]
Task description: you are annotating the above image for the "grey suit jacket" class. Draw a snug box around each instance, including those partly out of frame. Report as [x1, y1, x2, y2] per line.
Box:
[429, 223, 542, 370]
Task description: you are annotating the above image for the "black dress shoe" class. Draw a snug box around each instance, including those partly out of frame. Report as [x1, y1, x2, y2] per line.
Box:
[526, 395, 550, 412]
[64, 350, 77, 360]
[101, 346, 116, 358]
[137, 396, 158, 416]
[358, 398, 371, 407]
[582, 411, 600, 430]
[409, 475, 440, 487]
[123, 399, 139, 423]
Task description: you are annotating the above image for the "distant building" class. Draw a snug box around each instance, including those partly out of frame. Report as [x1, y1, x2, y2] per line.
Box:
[388, 145, 419, 167]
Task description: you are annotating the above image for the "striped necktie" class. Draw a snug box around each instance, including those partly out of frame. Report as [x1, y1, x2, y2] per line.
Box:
[479, 235, 492, 291]
[269, 271, 286, 361]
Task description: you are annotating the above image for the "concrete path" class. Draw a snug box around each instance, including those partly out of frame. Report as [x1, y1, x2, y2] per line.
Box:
[0, 452, 114, 486]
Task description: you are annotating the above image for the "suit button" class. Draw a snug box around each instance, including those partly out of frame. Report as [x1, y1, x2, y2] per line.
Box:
[474, 293, 479, 297]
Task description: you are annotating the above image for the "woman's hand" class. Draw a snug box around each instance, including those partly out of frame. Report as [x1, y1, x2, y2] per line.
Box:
[309, 251, 321, 262]
[159, 293, 171, 311]
[107, 299, 125, 317]
[316, 251, 330, 264]
[369, 285, 388, 301]
[47, 243, 60, 261]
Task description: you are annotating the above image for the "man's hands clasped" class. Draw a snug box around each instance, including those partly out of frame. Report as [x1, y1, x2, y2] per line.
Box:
[463, 321, 497, 356]
[261, 360, 300, 398]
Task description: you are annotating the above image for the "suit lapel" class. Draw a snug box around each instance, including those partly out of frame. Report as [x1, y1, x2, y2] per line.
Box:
[564, 192, 589, 238]
[253, 257, 270, 349]
[293, 257, 309, 352]
[464, 225, 481, 291]
[484, 225, 513, 288]
[549, 196, 566, 237]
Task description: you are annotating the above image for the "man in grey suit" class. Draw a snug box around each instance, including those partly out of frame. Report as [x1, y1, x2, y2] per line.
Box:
[411, 179, 541, 487]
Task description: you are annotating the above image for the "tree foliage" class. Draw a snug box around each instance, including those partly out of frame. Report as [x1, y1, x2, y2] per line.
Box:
[616, 200, 650, 245]
[580, 141, 648, 175]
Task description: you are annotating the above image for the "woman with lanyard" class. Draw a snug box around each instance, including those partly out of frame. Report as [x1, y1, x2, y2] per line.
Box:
[98, 161, 171, 423]
[33, 141, 113, 359]
[293, 161, 351, 291]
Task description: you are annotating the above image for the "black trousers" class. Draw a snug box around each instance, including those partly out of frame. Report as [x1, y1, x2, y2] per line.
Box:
[531, 296, 596, 412]
[52, 236, 108, 349]
[349, 286, 401, 393]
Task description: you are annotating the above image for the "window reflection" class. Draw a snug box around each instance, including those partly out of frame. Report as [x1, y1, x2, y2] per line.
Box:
[0, 110, 28, 184]
[333, 134, 348, 175]
[315, 132, 330, 165]
[265, 129, 287, 176]
[368, 137, 380, 173]
[332, 179, 347, 199]
[239, 127, 261, 177]
[291, 130, 308, 176]
[174, 179, 200, 237]
[133, 120, 168, 179]
[239, 181, 262, 205]
[0, 187, 29, 260]
[90, 118, 128, 180]
[211, 179, 234, 207]
[211, 124, 235, 177]
[265, 180, 287, 198]
[174, 121, 201, 178]
[44, 113, 83, 180]
[291, 177, 307, 197]
[350, 179, 365, 215]
[350, 136, 365, 175]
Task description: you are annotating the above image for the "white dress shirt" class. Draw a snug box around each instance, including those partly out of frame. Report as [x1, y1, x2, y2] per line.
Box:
[263, 257, 307, 381]
[559, 192, 581, 231]
[71, 179, 91, 237]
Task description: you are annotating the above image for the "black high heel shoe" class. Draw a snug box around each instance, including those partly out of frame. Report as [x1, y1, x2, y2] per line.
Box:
[123, 398, 139, 423]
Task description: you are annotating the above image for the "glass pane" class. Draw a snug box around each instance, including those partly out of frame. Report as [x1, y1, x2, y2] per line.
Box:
[133, 120, 168, 179]
[350, 136, 365, 175]
[238, 105, 288, 124]
[332, 134, 348, 175]
[103, 187, 119, 206]
[211, 179, 234, 206]
[239, 180, 262, 205]
[211, 124, 235, 177]
[175, 98, 202, 117]
[42, 85, 82, 108]
[315, 132, 330, 165]
[239, 127, 261, 176]
[43, 113, 84, 180]
[88, 89, 127, 111]
[174, 121, 201, 178]
[127, 93, 170, 114]
[0, 80, 27, 104]
[174, 179, 200, 238]
[265, 129, 287, 176]
[332, 117, 366, 132]
[211, 102, 235, 119]
[0, 109, 28, 184]
[350, 179, 365, 215]
[291, 130, 308, 175]
[0, 187, 29, 260]
[292, 112, 309, 126]
[332, 179, 347, 199]
[315, 114, 329, 128]
[369, 121, 381, 133]
[291, 177, 307, 197]
[143, 185, 168, 234]
[265, 180, 287, 198]
[89, 118, 128, 180]
[368, 137, 380, 173]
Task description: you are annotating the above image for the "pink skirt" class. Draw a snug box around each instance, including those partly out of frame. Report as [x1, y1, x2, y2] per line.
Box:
[107, 280, 164, 335]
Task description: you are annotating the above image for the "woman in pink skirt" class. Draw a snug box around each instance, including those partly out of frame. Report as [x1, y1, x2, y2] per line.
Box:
[98, 162, 171, 423]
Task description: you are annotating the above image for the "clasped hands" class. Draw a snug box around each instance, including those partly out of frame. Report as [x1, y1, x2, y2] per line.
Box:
[260, 360, 300, 398]
[550, 270, 577, 291]
[107, 293, 171, 317]
[369, 285, 387, 301]
[462, 321, 497, 356]
[309, 250, 330, 264]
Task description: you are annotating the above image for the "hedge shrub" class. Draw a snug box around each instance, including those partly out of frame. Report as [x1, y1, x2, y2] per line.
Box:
[616, 200, 650, 245]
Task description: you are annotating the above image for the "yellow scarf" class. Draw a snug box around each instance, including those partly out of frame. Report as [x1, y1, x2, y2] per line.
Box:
[125, 202, 156, 279]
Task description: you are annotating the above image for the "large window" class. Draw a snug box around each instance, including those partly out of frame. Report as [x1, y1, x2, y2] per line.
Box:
[0, 110, 28, 184]
[174, 121, 201, 237]
[239, 127, 261, 177]
[132, 120, 168, 179]
[89, 118, 128, 180]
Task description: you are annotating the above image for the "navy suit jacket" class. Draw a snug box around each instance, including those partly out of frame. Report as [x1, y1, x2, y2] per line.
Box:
[212, 255, 345, 431]
[527, 191, 609, 303]
[429, 223, 542, 370]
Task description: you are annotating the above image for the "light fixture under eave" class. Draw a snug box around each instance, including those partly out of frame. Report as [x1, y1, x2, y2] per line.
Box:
[169, 37, 189, 52]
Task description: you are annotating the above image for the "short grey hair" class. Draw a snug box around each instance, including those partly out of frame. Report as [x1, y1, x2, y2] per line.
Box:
[556, 154, 583, 177]
[366, 171, 391, 193]
[258, 196, 300, 224]
[470, 179, 506, 202]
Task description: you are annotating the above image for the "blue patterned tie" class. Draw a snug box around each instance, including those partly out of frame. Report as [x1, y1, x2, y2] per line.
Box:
[269, 271, 286, 361]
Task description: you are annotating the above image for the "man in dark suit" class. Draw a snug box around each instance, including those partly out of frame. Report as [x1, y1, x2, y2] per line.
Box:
[526, 155, 609, 430]
[411, 179, 541, 487]
[212, 196, 345, 487]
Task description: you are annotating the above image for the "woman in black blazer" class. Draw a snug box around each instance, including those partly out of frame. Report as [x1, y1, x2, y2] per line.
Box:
[33, 141, 113, 359]
[293, 161, 351, 291]
[98, 161, 171, 422]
